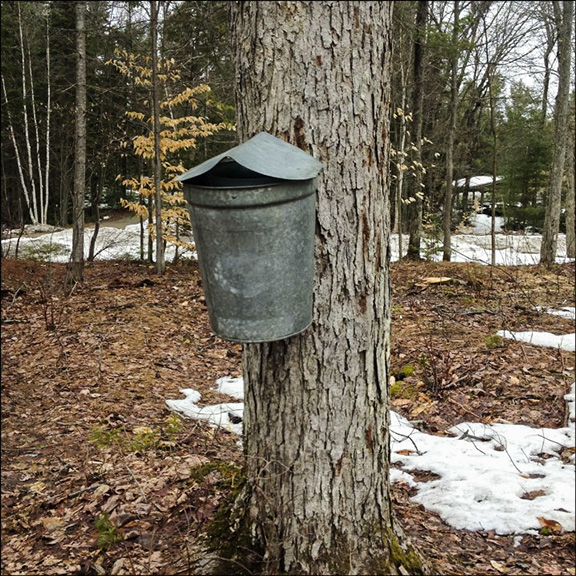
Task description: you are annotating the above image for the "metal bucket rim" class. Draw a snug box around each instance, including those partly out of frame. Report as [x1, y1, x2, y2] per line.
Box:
[185, 180, 285, 191]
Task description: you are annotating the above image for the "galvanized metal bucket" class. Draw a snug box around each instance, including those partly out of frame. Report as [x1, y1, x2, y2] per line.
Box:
[177, 132, 322, 343]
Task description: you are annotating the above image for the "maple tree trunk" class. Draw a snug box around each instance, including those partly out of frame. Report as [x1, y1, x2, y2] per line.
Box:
[224, 2, 424, 574]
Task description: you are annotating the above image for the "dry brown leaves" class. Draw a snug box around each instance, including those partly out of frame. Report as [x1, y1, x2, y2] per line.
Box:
[1, 257, 574, 575]
[1, 258, 243, 575]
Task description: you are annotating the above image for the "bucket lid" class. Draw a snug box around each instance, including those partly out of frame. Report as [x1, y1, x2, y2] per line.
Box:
[177, 131, 323, 183]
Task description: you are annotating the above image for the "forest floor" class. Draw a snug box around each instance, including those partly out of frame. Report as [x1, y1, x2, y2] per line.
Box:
[1, 255, 574, 576]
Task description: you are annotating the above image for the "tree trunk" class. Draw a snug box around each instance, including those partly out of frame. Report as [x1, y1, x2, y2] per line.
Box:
[150, 0, 165, 275]
[18, 3, 39, 225]
[540, 3, 555, 124]
[1, 72, 35, 224]
[487, 69, 498, 268]
[394, 63, 408, 260]
[461, 175, 471, 211]
[59, 167, 69, 226]
[406, 0, 427, 261]
[442, 1, 459, 262]
[147, 193, 154, 262]
[540, 0, 573, 266]
[565, 106, 575, 259]
[44, 12, 51, 226]
[88, 164, 105, 261]
[68, 1, 86, 284]
[222, 2, 425, 574]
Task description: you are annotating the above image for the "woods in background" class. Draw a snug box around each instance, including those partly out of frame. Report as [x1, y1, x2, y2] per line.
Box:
[1, 1, 574, 266]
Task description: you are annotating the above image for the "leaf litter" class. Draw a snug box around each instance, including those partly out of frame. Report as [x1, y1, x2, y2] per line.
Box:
[1, 257, 574, 575]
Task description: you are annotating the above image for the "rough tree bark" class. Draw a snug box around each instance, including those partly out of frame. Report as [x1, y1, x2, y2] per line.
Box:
[540, 0, 573, 266]
[68, 1, 86, 284]
[202, 2, 426, 575]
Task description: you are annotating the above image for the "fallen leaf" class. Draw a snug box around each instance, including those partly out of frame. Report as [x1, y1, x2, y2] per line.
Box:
[537, 516, 563, 534]
[28, 481, 47, 494]
[41, 516, 67, 532]
[110, 558, 125, 576]
[42, 556, 63, 567]
[490, 560, 508, 573]
[93, 484, 111, 498]
[392, 398, 412, 407]
[520, 489, 547, 500]
[417, 277, 454, 286]
[133, 426, 153, 435]
[410, 401, 435, 417]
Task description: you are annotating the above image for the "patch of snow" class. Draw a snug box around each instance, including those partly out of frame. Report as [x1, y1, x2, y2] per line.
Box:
[497, 330, 576, 352]
[1, 221, 196, 263]
[167, 378, 575, 536]
[454, 176, 503, 188]
[466, 213, 505, 235]
[166, 388, 243, 436]
[3, 217, 573, 267]
[391, 403, 575, 534]
[536, 307, 576, 320]
[216, 376, 244, 399]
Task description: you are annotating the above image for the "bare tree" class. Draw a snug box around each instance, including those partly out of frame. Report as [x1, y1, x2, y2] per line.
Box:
[436, 1, 532, 261]
[538, 2, 557, 122]
[540, 0, 574, 266]
[463, 1, 539, 264]
[1, 3, 52, 226]
[68, 1, 86, 284]
[150, 0, 165, 274]
[566, 93, 575, 258]
[406, 0, 428, 261]
[393, 70, 408, 259]
[442, 0, 461, 261]
[486, 63, 499, 268]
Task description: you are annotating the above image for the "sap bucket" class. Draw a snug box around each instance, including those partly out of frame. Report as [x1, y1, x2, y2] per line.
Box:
[177, 131, 323, 343]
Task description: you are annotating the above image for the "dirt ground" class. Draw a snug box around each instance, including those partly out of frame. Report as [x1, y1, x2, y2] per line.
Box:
[1, 254, 574, 575]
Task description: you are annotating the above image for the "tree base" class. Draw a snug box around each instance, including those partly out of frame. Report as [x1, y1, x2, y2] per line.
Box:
[187, 482, 434, 575]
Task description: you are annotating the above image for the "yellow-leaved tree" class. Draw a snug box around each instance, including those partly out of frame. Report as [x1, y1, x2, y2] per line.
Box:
[108, 49, 232, 263]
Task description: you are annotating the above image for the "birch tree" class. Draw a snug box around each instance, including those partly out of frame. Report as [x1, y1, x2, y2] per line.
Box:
[1, 2, 52, 226]
[198, 2, 427, 574]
